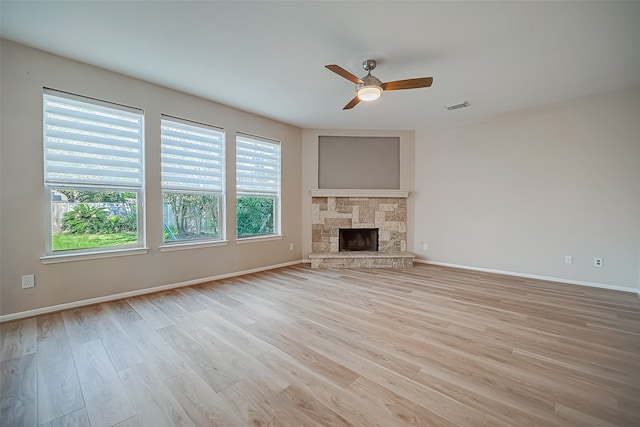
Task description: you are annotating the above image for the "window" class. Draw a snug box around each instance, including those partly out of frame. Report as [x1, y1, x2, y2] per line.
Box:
[161, 117, 224, 243]
[43, 89, 144, 255]
[236, 134, 281, 238]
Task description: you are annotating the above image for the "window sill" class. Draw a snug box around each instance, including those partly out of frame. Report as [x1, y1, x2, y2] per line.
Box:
[236, 235, 283, 244]
[159, 240, 229, 252]
[41, 247, 149, 264]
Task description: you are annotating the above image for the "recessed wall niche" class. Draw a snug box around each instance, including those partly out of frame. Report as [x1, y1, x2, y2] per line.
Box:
[318, 136, 400, 189]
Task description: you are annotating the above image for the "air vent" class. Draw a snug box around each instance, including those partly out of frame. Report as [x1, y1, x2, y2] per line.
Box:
[445, 101, 469, 111]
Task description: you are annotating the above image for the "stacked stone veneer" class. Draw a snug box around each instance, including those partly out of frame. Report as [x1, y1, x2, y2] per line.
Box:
[311, 197, 407, 253]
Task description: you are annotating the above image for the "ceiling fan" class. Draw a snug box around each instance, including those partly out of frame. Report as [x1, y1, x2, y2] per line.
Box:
[325, 59, 433, 110]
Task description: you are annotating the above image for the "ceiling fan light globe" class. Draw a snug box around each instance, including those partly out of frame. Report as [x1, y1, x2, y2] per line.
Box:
[357, 86, 382, 102]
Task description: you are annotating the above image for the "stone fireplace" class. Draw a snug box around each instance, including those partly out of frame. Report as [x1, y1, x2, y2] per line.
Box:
[308, 189, 414, 268]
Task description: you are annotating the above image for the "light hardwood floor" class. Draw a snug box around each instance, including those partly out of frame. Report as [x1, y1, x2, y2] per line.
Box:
[1, 264, 639, 426]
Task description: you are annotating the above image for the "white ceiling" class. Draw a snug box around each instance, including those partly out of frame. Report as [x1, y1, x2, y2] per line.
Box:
[2, 1, 640, 130]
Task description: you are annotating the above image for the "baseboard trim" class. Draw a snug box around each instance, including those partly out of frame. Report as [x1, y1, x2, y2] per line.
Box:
[415, 259, 638, 294]
[0, 260, 304, 323]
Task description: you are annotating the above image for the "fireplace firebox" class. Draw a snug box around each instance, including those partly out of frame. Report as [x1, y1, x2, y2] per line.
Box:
[339, 228, 378, 252]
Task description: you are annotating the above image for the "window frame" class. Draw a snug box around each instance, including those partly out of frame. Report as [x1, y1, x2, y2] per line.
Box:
[42, 89, 146, 259]
[160, 115, 226, 247]
[235, 133, 281, 240]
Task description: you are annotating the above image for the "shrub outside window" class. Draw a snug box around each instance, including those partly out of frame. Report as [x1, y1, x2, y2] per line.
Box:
[161, 117, 225, 243]
[236, 134, 281, 238]
[43, 90, 144, 254]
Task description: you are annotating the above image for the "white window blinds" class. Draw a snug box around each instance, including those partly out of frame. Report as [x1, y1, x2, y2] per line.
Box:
[236, 134, 280, 195]
[161, 117, 225, 192]
[43, 90, 143, 188]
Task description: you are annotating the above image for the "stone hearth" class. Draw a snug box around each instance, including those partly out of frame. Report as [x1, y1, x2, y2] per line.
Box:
[309, 251, 414, 268]
[310, 190, 414, 268]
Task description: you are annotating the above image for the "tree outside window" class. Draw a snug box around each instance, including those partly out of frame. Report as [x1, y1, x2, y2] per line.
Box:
[163, 193, 219, 241]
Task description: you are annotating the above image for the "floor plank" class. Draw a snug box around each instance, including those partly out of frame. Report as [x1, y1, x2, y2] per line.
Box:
[165, 369, 244, 426]
[40, 408, 90, 427]
[36, 313, 67, 344]
[156, 325, 240, 392]
[118, 363, 194, 427]
[90, 304, 146, 372]
[0, 318, 37, 362]
[37, 338, 84, 424]
[61, 307, 100, 346]
[121, 319, 190, 381]
[71, 340, 135, 427]
[0, 353, 36, 427]
[125, 295, 175, 330]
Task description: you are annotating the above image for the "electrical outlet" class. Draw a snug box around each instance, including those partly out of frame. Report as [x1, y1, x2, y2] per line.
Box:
[593, 257, 603, 267]
[564, 256, 572, 264]
[289, 243, 294, 251]
[22, 274, 35, 289]
[421, 242, 428, 251]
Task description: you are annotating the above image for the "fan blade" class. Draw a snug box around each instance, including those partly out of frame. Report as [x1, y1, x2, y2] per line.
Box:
[343, 96, 361, 110]
[381, 77, 433, 91]
[325, 65, 363, 84]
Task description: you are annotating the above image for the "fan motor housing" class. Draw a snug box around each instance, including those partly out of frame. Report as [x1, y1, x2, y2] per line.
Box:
[358, 74, 383, 90]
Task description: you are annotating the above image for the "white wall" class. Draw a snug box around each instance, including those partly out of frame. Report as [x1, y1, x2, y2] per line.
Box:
[413, 87, 640, 291]
[302, 129, 415, 258]
[0, 40, 303, 316]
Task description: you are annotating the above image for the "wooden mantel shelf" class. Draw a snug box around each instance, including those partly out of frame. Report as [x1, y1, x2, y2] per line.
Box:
[310, 189, 410, 198]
